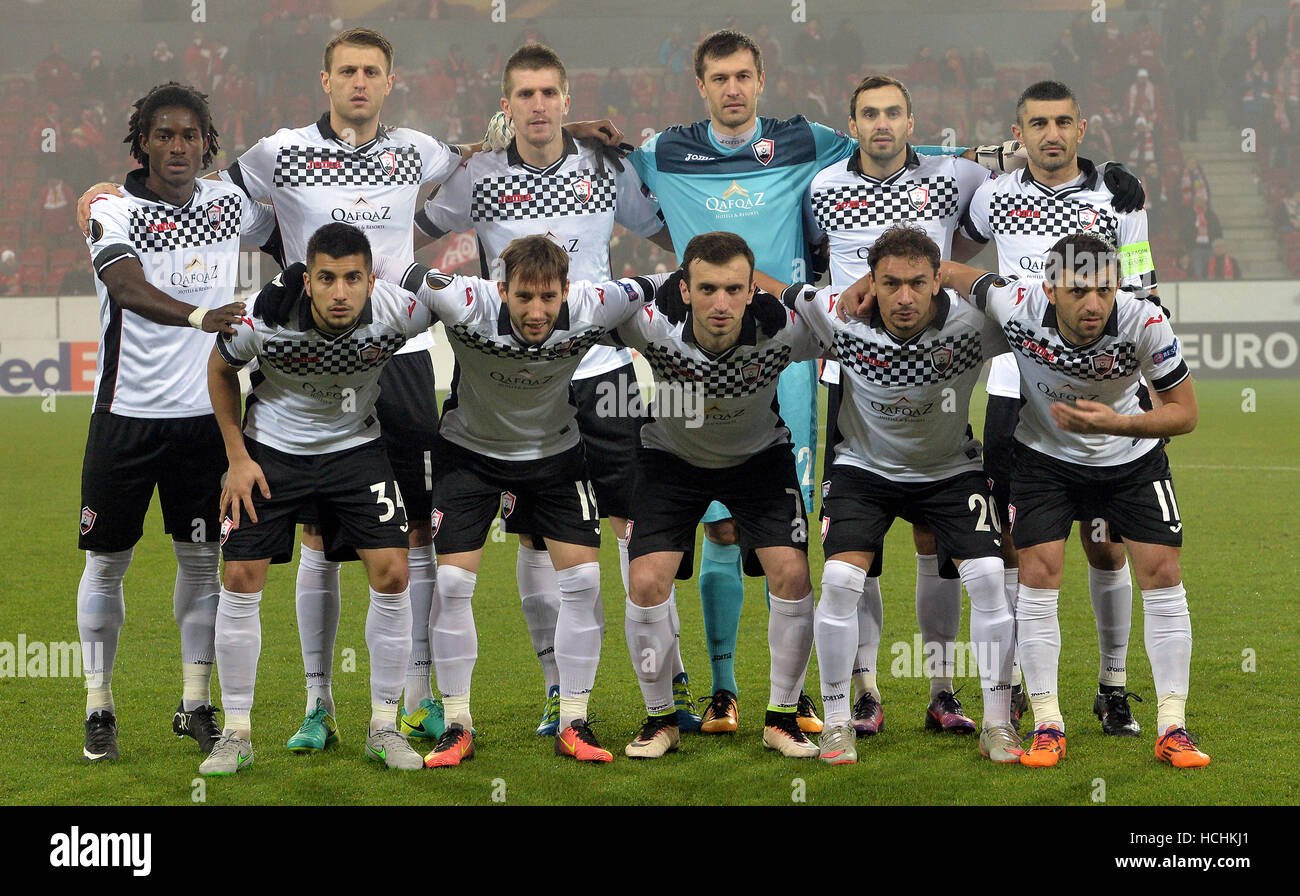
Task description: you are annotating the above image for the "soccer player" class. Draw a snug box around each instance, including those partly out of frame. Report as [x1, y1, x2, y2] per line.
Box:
[758, 225, 1019, 765]
[385, 234, 667, 766]
[804, 74, 994, 737]
[938, 234, 1208, 769]
[79, 82, 276, 762]
[203, 223, 438, 775]
[960, 80, 1159, 735]
[616, 232, 823, 760]
[412, 44, 702, 735]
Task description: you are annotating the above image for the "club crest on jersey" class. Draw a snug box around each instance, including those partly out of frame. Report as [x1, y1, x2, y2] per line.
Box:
[753, 138, 774, 166]
[1007, 504, 1016, 531]
[571, 177, 592, 203]
[741, 360, 763, 385]
[379, 150, 397, 178]
[80, 507, 97, 535]
[929, 346, 953, 373]
[907, 185, 930, 211]
[220, 516, 234, 545]
[357, 342, 384, 365]
[1091, 352, 1116, 375]
[820, 516, 830, 543]
[1076, 207, 1100, 231]
[205, 201, 222, 230]
[821, 480, 831, 498]
[501, 491, 516, 518]
[431, 509, 443, 536]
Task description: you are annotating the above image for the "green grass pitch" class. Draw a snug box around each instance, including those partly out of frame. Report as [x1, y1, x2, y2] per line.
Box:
[1, 379, 1296, 805]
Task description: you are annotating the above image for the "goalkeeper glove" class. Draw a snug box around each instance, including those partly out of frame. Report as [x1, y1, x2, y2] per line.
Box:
[251, 263, 307, 328]
[1101, 161, 1146, 213]
[974, 140, 1027, 173]
[482, 111, 515, 151]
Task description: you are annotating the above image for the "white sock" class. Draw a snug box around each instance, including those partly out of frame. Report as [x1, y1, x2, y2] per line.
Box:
[1017, 585, 1062, 730]
[1089, 561, 1132, 688]
[431, 565, 477, 707]
[1143, 582, 1192, 732]
[624, 598, 675, 715]
[853, 577, 883, 701]
[768, 591, 814, 710]
[666, 586, 686, 679]
[215, 587, 263, 726]
[616, 534, 631, 598]
[916, 553, 960, 698]
[367, 585, 411, 730]
[1005, 567, 1023, 687]
[816, 561, 866, 726]
[172, 542, 218, 709]
[959, 557, 1014, 727]
[517, 545, 560, 693]
[78, 549, 131, 717]
[296, 545, 339, 715]
[555, 562, 602, 729]
[404, 545, 436, 713]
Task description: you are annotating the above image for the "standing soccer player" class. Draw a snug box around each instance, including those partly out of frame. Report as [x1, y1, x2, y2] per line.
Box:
[940, 235, 1208, 769]
[617, 232, 823, 761]
[804, 74, 994, 737]
[79, 82, 275, 762]
[960, 80, 1159, 735]
[413, 44, 702, 735]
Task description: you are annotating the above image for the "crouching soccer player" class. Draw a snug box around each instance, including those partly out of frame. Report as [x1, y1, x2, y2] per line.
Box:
[761, 225, 1019, 764]
[203, 223, 437, 775]
[614, 232, 822, 760]
[941, 233, 1209, 768]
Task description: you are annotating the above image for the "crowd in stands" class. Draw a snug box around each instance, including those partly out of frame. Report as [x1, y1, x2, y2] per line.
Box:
[0, 0, 1292, 295]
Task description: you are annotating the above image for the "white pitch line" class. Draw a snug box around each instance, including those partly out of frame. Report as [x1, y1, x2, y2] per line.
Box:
[1178, 464, 1300, 472]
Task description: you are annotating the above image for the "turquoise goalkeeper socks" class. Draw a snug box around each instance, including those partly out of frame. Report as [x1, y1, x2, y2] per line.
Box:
[700, 540, 743, 696]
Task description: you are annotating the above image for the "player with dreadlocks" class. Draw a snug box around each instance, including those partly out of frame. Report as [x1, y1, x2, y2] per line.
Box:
[77, 81, 278, 763]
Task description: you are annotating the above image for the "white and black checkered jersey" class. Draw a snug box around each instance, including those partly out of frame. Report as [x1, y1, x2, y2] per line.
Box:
[415, 133, 665, 380]
[220, 113, 461, 354]
[393, 263, 666, 461]
[87, 169, 277, 418]
[962, 157, 1157, 398]
[786, 282, 1008, 481]
[806, 147, 992, 288]
[216, 277, 433, 455]
[610, 293, 822, 468]
[971, 273, 1188, 466]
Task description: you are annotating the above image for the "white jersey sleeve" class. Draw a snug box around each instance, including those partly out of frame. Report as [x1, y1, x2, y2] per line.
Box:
[406, 128, 463, 187]
[960, 176, 995, 243]
[415, 164, 474, 238]
[223, 132, 281, 203]
[87, 196, 138, 278]
[1137, 309, 1189, 393]
[215, 313, 258, 368]
[954, 157, 996, 218]
[612, 162, 666, 239]
[238, 196, 278, 247]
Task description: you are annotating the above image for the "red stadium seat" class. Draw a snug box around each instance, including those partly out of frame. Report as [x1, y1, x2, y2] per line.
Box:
[12, 158, 37, 180]
[45, 266, 69, 293]
[50, 247, 80, 268]
[19, 263, 45, 294]
[20, 245, 45, 267]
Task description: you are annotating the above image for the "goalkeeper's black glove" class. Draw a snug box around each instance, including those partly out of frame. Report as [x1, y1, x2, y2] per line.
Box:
[653, 267, 688, 324]
[252, 262, 307, 327]
[1102, 161, 1146, 213]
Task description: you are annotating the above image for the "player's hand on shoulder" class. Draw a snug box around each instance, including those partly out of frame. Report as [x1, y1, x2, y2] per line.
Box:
[78, 182, 124, 236]
[566, 119, 627, 148]
[1102, 161, 1146, 213]
[202, 301, 247, 337]
[252, 263, 308, 327]
[220, 457, 270, 528]
[835, 276, 877, 323]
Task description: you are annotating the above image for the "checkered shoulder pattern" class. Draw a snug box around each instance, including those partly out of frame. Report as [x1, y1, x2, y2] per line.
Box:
[640, 343, 792, 399]
[811, 176, 959, 232]
[1004, 321, 1138, 381]
[833, 330, 983, 386]
[445, 324, 609, 362]
[272, 145, 422, 187]
[470, 168, 617, 222]
[988, 193, 1120, 243]
[261, 332, 408, 376]
[128, 193, 243, 253]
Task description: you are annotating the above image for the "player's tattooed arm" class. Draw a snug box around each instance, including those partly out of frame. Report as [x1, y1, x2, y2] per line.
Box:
[1050, 376, 1197, 439]
[99, 257, 245, 334]
[207, 347, 270, 527]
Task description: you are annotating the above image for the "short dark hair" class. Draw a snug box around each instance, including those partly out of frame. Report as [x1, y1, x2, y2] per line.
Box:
[323, 28, 394, 74]
[681, 231, 755, 283]
[850, 74, 913, 119]
[126, 82, 219, 169]
[693, 29, 763, 81]
[306, 222, 373, 271]
[500, 234, 570, 288]
[503, 43, 568, 96]
[1043, 232, 1119, 284]
[868, 225, 941, 276]
[1016, 79, 1080, 123]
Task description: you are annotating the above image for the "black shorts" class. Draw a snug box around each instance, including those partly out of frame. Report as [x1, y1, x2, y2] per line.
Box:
[627, 444, 809, 579]
[298, 351, 438, 526]
[79, 412, 225, 552]
[431, 437, 601, 554]
[221, 438, 409, 564]
[570, 363, 643, 521]
[1008, 444, 1184, 550]
[820, 466, 1002, 578]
